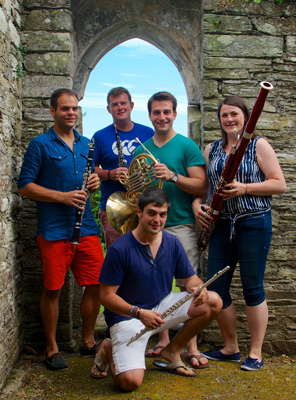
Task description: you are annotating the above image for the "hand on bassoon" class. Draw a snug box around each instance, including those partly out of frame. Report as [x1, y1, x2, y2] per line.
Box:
[222, 180, 247, 200]
[192, 201, 213, 229]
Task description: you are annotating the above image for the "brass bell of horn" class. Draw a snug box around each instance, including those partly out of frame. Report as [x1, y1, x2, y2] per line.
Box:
[106, 138, 163, 234]
[106, 191, 138, 235]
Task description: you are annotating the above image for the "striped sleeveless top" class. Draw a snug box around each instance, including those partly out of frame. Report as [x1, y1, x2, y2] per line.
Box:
[207, 136, 271, 216]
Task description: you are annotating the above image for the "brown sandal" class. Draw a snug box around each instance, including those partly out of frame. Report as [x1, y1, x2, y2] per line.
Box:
[185, 354, 209, 369]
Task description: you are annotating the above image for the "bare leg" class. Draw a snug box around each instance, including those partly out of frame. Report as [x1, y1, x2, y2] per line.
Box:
[145, 329, 170, 356]
[161, 291, 222, 375]
[80, 284, 100, 348]
[246, 300, 268, 361]
[93, 338, 144, 392]
[186, 337, 208, 368]
[216, 303, 240, 355]
[40, 288, 61, 356]
[182, 287, 208, 368]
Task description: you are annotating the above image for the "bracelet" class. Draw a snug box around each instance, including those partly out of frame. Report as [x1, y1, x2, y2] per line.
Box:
[129, 305, 141, 319]
[107, 170, 111, 180]
[245, 184, 248, 194]
[136, 308, 141, 320]
[129, 305, 135, 318]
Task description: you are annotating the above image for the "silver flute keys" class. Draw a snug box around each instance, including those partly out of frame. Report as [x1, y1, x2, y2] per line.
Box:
[126, 266, 230, 346]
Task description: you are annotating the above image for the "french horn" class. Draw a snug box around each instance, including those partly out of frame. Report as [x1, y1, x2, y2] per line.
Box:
[106, 138, 163, 234]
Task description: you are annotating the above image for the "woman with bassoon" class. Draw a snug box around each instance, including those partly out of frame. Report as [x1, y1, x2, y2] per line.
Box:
[193, 88, 286, 371]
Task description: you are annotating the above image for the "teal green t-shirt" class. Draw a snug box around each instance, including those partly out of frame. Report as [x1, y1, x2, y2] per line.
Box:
[133, 134, 205, 226]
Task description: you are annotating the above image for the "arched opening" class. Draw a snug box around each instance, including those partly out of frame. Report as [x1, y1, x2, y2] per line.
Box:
[79, 38, 188, 139]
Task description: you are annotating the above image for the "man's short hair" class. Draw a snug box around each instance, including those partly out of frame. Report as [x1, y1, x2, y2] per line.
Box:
[107, 87, 132, 105]
[138, 188, 171, 212]
[50, 88, 78, 110]
[147, 91, 177, 113]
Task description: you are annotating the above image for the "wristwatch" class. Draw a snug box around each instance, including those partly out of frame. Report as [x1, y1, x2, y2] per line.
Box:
[170, 172, 179, 183]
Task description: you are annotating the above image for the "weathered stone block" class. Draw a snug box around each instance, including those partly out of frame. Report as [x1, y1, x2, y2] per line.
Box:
[202, 0, 289, 17]
[203, 14, 252, 34]
[0, 7, 8, 33]
[22, 74, 72, 98]
[287, 36, 296, 57]
[204, 35, 283, 58]
[24, 52, 72, 75]
[204, 56, 272, 71]
[23, 0, 70, 8]
[21, 32, 71, 52]
[23, 9, 72, 32]
[253, 16, 296, 36]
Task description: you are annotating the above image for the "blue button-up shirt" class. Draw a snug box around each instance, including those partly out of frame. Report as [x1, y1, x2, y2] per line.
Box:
[18, 127, 99, 241]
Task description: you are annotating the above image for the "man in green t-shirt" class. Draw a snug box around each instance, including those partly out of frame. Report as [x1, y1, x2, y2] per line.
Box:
[133, 92, 209, 369]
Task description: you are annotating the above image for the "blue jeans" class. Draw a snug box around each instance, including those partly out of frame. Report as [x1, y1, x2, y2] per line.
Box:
[207, 210, 272, 308]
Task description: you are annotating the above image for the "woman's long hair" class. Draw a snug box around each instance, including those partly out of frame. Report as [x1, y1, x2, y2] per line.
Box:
[217, 96, 252, 148]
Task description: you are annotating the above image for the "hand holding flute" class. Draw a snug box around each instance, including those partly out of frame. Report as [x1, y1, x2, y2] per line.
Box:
[127, 266, 230, 346]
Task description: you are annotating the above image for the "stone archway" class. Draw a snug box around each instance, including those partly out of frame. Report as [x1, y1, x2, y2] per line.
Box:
[71, 1, 203, 142]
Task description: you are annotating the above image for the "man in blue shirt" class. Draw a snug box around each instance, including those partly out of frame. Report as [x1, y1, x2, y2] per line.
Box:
[18, 88, 104, 371]
[92, 87, 154, 249]
[90, 188, 222, 391]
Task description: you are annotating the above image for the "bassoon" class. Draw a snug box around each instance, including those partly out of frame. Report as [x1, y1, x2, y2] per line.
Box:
[70, 138, 95, 244]
[198, 81, 274, 253]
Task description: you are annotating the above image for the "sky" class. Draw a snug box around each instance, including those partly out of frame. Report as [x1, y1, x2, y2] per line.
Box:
[79, 38, 188, 139]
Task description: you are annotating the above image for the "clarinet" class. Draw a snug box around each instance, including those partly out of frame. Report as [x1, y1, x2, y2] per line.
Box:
[114, 124, 127, 168]
[126, 266, 230, 346]
[70, 138, 95, 244]
[198, 81, 274, 253]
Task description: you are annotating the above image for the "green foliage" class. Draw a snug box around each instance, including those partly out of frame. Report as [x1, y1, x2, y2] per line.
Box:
[90, 189, 106, 253]
[15, 44, 27, 79]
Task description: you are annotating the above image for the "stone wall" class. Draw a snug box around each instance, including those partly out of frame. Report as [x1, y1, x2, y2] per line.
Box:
[0, 0, 24, 390]
[0, 0, 295, 390]
[200, 0, 296, 354]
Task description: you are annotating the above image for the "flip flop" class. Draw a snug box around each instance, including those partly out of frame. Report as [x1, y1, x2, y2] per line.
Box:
[153, 360, 197, 377]
[90, 343, 110, 379]
[185, 354, 209, 369]
[145, 345, 165, 358]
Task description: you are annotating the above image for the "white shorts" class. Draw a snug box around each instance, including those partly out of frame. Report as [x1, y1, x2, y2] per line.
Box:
[110, 291, 192, 375]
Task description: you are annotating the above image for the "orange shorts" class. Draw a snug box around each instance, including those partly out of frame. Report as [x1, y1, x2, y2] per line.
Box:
[37, 235, 104, 290]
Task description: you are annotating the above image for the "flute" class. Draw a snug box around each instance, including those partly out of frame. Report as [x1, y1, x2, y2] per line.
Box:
[126, 265, 230, 346]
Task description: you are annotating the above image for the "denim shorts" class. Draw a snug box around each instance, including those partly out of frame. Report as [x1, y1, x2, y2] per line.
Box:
[207, 210, 272, 308]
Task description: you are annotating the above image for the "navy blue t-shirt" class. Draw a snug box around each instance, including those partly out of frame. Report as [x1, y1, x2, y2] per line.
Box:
[92, 122, 154, 209]
[99, 231, 195, 328]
